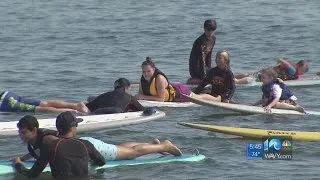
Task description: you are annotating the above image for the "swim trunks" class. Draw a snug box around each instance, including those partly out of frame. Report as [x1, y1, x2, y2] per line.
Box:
[80, 137, 117, 161]
[0, 91, 41, 112]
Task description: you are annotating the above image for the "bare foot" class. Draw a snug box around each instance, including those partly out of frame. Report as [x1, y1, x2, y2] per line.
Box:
[296, 105, 306, 114]
[163, 140, 182, 156]
[150, 138, 161, 144]
[77, 102, 89, 114]
[150, 139, 169, 155]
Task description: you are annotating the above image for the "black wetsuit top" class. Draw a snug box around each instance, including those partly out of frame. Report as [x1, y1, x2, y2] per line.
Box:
[189, 33, 216, 79]
[27, 129, 58, 159]
[15, 137, 105, 180]
[86, 88, 145, 113]
[194, 67, 236, 101]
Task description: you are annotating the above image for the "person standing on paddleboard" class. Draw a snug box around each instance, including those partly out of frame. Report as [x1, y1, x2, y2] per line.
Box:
[13, 112, 106, 179]
[0, 91, 88, 113]
[187, 19, 217, 85]
[251, 69, 305, 113]
[193, 50, 236, 103]
[84, 78, 146, 114]
[235, 58, 309, 84]
[135, 57, 191, 102]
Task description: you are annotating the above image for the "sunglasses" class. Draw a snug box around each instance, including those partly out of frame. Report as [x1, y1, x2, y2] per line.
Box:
[205, 28, 216, 31]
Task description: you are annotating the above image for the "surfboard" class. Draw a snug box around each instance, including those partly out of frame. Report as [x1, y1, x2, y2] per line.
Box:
[178, 122, 320, 141]
[0, 111, 166, 136]
[186, 78, 320, 87]
[185, 94, 320, 116]
[87, 96, 200, 108]
[238, 79, 320, 87]
[138, 100, 200, 108]
[0, 153, 205, 175]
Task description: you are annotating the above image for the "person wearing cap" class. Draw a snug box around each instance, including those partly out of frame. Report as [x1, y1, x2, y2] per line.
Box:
[57, 112, 182, 162]
[0, 90, 88, 113]
[13, 112, 105, 179]
[84, 78, 145, 114]
[187, 19, 217, 85]
[14, 112, 182, 179]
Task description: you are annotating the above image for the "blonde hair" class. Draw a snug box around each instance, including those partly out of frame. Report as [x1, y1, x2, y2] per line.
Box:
[215, 49, 230, 69]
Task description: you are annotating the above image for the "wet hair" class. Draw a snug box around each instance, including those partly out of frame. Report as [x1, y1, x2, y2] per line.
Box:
[297, 60, 308, 67]
[261, 68, 278, 79]
[141, 57, 155, 68]
[114, 78, 131, 90]
[17, 115, 39, 131]
[296, 60, 309, 73]
[215, 49, 230, 69]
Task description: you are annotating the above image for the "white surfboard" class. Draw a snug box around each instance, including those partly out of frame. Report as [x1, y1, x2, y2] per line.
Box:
[186, 78, 320, 88]
[138, 100, 200, 108]
[185, 94, 320, 116]
[0, 111, 165, 136]
[238, 79, 320, 87]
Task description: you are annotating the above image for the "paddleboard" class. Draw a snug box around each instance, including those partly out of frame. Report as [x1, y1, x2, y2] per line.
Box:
[178, 122, 320, 141]
[138, 100, 200, 108]
[0, 153, 205, 175]
[185, 94, 320, 116]
[0, 111, 165, 136]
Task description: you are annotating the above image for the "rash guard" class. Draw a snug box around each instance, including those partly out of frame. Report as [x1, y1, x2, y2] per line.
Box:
[194, 66, 236, 101]
[86, 89, 145, 113]
[15, 137, 105, 180]
[189, 33, 216, 80]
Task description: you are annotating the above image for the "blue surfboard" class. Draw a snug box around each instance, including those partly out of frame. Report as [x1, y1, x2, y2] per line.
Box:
[0, 153, 205, 175]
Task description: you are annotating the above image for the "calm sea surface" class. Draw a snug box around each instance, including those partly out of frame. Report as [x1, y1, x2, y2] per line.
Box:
[0, 0, 319, 179]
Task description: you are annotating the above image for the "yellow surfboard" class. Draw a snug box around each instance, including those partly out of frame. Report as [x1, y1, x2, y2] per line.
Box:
[178, 122, 320, 141]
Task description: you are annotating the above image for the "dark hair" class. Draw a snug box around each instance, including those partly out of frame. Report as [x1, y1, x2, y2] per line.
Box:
[204, 19, 217, 31]
[17, 115, 39, 131]
[297, 60, 308, 67]
[114, 78, 131, 90]
[215, 49, 230, 69]
[141, 57, 155, 68]
[261, 68, 278, 79]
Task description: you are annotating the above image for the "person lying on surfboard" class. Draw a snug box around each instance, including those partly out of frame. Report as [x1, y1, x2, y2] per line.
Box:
[13, 112, 106, 179]
[0, 91, 88, 113]
[235, 58, 309, 84]
[187, 19, 217, 85]
[192, 50, 236, 103]
[135, 57, 191, 102]
[83, 78, 145, 114]
[251, 69, 305, 113]
[13, 112, 182, 179]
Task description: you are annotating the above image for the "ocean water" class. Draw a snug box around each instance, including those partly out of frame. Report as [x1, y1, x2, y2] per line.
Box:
[0, 0, 320, 179]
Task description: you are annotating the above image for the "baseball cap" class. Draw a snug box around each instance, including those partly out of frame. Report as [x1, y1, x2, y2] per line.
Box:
[114, 78, 131, 89]
[204, 19, 217, 31]
[56, 111, 83, 133]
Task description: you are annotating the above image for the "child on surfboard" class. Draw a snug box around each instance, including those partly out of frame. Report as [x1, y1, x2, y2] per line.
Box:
[192, 49, 235, 103]
[252, 68, 305, 113]
[235, 58, 309, 84]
